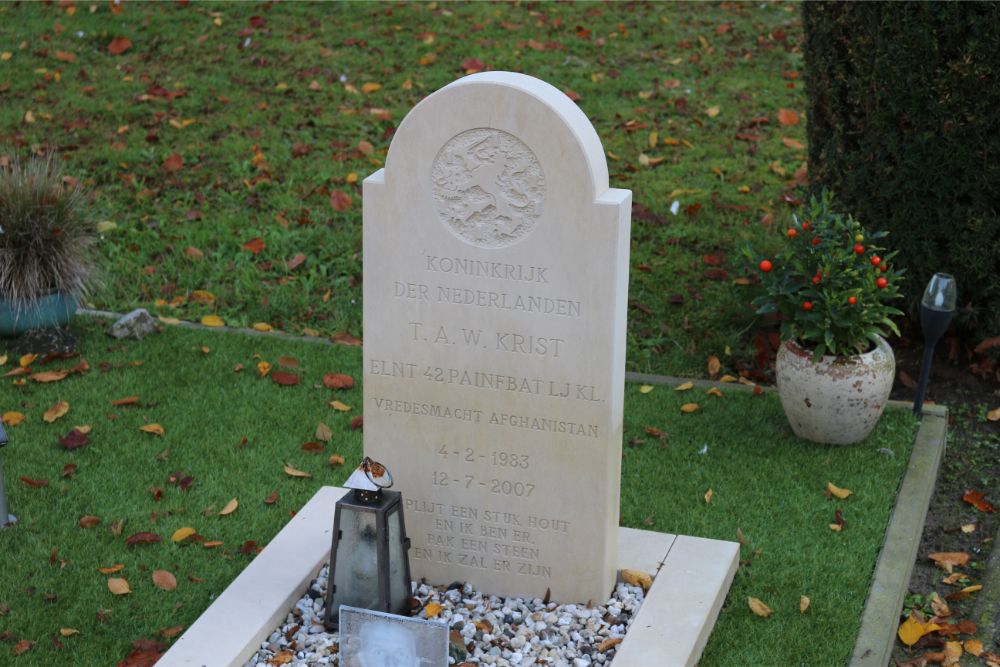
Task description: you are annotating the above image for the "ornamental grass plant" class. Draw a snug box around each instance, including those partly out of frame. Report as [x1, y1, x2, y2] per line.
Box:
[0, 151, 95, 309]
[744, 191, 905, 361]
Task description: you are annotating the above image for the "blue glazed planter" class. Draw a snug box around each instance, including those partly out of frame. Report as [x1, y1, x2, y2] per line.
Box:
[0, 293, 79, 337]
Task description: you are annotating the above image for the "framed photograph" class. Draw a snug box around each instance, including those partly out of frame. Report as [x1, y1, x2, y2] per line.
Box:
[338, 605, 449, 667]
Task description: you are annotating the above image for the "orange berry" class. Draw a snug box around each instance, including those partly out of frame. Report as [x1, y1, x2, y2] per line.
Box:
[854, 244, 865, 254]
[802, 301, 813, 311]
[871, 255, 881, 266]
[787, 228, 798, 238]
[759, 260, 773, 273]
[848, 296, 857, 305]
[876, 277, 888, 289]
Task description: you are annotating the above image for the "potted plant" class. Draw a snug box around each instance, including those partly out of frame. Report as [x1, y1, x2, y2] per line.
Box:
[744, 190, 905, 445]
[0, 151, 95, 337]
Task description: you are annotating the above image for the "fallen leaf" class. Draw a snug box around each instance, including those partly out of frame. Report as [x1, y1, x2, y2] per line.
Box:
[264, 491, 279, 505]
[348, 415, 364, 430]
[961, 523, 976, 533]
[219, 498, 238, 516]
[966, 639, 984, 657]
[329, 454, 346, 466]
[59, 628, 79, 637]
[705, 387, 724, 397]
[30, 370, 69, 383]
[943, 641, 963, 666]
[140, 423, 165, 436]
[13, 639, 34, 656]
[98, 564, 124, 574]
[283, 463, 312, 478]
[639, 385, 654, 394]
[799, 595, 810, 613]
[107, 578, 131, 595]
[252, 322, 273, 332]
[301, 441, 324, 453]
[323, 373, 354, 389]
[680, 403, 700, 413]
[242, 237, 266, 255]
[705, 105, 720, 118]
[424, 602, 444, 618]
[158, 626, 184, 639]
[704, 488, 714, 504]
[827, 482, 853, 500]
[61, 463, 77, 478]
[43, 400, 70, 423]
[111, 396, 140, 407]
[59, 428, 89, 450]
[315, 422, 333, 442]
[930, 593, 951, 618]
[257, 361, 272, 377]
[107, 37, 132, 55]
[79, 515, 101, 528]
[707, 356, 721, 377]
[330, 400, 351, 412]
[598, 637, 623, 652]
[152, 570, 177, 591]
[675, 382, 694, 391]
[2, 411, 25, 426]
[621, 569, 652, 591]
[20, 477, 49, 489]
[171, 527, 197, 543]
[330, 190, 352, 212]
[929, 552, 970, 573]
[200, 315, 224, 328]
[781, 137, 805, 150]
[942, 572, 966, 585]
[125, 532, 162, 547]
[748, 596, 772, 618]
[962, 490, 996, 513]
[778, 108, 800, 126]
[330, 331, 362, 346]
[271, 371, 299, 386]
[202, 541, 223, 549]
[162, 152, 183, 172]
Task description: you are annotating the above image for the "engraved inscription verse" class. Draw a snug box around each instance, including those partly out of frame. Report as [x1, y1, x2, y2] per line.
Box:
[430, 129, 546, 249]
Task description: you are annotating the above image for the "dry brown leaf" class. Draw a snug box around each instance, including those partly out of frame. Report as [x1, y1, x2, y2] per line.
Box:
[748, 596, 772, 618]
[79, 515, 102, 528]
[59, 628, 79, 637]
[257, 361, 272, 377]
[329, 454, 346, 466]
[315, 422, 333, 443]
[598, 637, 623, 652]
[219, 498, 238, 516]
[719, 374, 738, 383]
[680, 403, 700, 413]
[621, 569, 652, 591]
[424, 602, 443, 618]
[98, 564, 124, 574]
[283, 463, 312, 478]
[43, 400, 70, 423]
[941, 573, 966, 585]
[961, 523, 976, 533]
[2, 411, 25, 426]
[107, 577, 131, 595]
[203, 540, 224, 549]
[799, 595, 810, 614]
[200, 314, 224, 327]
[675, 381, 694, 391]
[111, 395, 140, 406]
[140, 423, 165, 436]
[987, 407, 1000, 422]
[705, 387, 724, 397]
[898, 612, 941, 646]
[13, 640, 33, 656]
[965, 639, 984, 657]
[152, 570, 177, 591]
[929, 552, 970, 573]
[707, 355, 721, 377]
[330, 400, 351, 412]
[929, 594, 950, 618]
[704, 488, 714, 504]
[943, 641, 963, 666]
[639, 384, 654, 394]
[31, 370, 69, 383]
[827, 482, 853, 500]
[829, 523, 843, 532]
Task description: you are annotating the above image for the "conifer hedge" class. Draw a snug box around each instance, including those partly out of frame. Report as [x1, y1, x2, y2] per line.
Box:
[803, 3, 1000, 337]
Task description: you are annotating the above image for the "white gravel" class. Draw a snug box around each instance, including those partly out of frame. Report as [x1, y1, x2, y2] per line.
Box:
[245, 563, 645, 666]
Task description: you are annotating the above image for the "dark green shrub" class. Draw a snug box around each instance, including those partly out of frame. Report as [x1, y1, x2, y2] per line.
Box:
[803, 3, 1000, 338]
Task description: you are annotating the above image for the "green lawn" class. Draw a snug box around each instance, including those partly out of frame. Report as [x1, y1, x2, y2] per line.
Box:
[0, 318, 915, 666]
[0, 0, 805, 377]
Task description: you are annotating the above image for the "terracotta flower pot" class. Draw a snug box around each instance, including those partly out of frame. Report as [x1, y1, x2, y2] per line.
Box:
[0, 293, 78, 337]
[775, 336, 895, 445]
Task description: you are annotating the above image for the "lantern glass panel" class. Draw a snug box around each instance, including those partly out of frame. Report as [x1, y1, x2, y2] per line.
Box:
[387, 505, 410, 611]
[332, 508, 380, 613]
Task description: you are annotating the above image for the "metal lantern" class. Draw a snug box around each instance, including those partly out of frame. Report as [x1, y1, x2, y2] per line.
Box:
[324, 457, 412, 629]
[913, 273, 958, 416]
[0, 421, 15, 528]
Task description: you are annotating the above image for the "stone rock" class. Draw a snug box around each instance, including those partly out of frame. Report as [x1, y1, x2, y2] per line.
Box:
[107, 308, 157, 340]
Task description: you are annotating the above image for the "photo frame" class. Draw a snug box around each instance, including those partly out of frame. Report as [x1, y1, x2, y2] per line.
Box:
[338, 605, 449, 667]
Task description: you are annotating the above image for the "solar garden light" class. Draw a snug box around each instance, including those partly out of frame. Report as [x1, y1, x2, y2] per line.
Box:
[324, 457, 412, 630]
[0, 421, 15, 528]
[913, 273, 957, 416]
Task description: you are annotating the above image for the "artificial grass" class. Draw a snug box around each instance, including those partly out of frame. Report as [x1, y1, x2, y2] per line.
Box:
[0, 319, 916, 666]
[0, 1, 806, 378]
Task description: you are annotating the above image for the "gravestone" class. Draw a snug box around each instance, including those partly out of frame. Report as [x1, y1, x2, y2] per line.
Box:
[364, 72, 631, 604]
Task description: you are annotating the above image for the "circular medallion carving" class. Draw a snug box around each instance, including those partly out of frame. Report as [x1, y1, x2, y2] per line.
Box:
[430, 128, 546, 249]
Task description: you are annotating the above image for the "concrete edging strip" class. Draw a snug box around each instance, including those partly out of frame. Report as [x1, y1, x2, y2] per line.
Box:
[850, 405, 948, 666]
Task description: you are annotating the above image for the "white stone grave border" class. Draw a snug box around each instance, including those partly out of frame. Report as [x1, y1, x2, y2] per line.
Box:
[158, 485, 739, 667]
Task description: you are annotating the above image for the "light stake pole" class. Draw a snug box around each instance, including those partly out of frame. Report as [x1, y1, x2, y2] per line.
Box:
[913, 273, 957, 416]
[0, 422, 15, 528]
